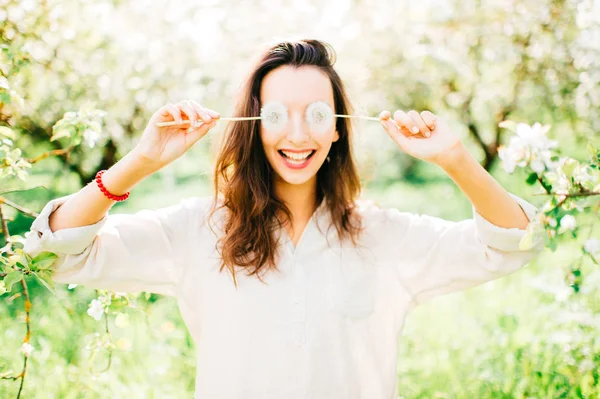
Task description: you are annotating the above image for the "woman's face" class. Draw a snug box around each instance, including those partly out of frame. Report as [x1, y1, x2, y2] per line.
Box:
[259, 65, 339, 188]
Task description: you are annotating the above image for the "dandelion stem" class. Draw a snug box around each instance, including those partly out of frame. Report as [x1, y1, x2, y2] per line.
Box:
[333, 114, 381, 121]
[155, 114, 381, 127]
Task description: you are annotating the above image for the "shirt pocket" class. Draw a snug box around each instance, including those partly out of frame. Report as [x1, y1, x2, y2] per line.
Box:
[326, 245, 378, 319]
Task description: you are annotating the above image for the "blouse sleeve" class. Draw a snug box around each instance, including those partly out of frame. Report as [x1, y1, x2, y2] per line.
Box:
[23, 194, 210, 296]
[384, 193, 542, 306]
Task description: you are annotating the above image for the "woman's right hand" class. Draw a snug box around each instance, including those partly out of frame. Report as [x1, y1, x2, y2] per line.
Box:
[131, 100, 220, 171]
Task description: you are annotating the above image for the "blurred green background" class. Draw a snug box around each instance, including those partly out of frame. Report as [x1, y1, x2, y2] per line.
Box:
[1, 0, 600, 397]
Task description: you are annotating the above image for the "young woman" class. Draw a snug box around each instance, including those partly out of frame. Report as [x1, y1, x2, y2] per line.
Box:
[25, 39, 540, 398]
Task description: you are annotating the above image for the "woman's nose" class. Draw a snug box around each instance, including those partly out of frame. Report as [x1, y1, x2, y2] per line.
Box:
[287, 113, 309, 144]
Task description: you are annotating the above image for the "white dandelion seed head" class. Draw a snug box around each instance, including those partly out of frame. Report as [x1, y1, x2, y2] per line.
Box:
[260, 102, 288, 132]
[305, 101, 334, 134]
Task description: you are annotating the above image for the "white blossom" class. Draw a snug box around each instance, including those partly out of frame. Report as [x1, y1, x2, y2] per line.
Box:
[0, 76, 9, 90]
[498, 133, 526, 174]
[574, 166, 595, 185]
[499, 122, 561, 174]
[560, 215, 577, 231]
[554, 175, 571, 195]
[583, 239, 600, 255]
[498, 148, 517, 173]
[530, 159, 545, 173]
[87, 299, 105, 321]
[516, 122, 556, 150]
[498, 142, 526, 173]
[21, 342, 34, 357]
[540, 150, 558, 169]
[67, 284, 78, 290]
[83, 129, 100, 148]
[98, 294, 111, 305]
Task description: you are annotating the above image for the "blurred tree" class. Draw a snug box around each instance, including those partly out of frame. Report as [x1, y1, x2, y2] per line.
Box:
[2, 0, 600, 397]
[362, 0, 599, 171]
[1, 0, 223, 185]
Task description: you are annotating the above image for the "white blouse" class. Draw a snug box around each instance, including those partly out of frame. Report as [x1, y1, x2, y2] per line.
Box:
[24, 193, 540, 399]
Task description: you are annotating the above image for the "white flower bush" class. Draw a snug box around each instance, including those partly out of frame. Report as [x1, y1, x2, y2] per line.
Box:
[499, 120, 600, 290]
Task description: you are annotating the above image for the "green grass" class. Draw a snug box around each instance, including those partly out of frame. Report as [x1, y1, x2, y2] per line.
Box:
[2, 160, 599, 398]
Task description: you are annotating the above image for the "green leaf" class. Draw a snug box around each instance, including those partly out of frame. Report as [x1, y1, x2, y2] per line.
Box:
[498, 120, 517, 132]
[32, 270, 55, 294]
[526, 172, 538, 185]
[0, 126, 15, 140]
[69, 134, 82, 147]
[562, 158, 579, 177]
[544, 234, 559, 252]
[0, 92, 11, 105]
[107, 296, 129, 312]
[588, 142, 599, 165]
[31, 251, 58, 270]
[50, 125, 74, 142]
[3, 270, 23, 292]
[571, 283, 580, 293]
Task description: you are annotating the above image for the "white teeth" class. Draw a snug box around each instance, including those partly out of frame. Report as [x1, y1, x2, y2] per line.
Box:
[286, 158, 308, 165]
[281, 150, 313, 160]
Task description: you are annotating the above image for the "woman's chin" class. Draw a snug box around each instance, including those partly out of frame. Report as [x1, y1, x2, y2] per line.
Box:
[274, 169, 318, 186]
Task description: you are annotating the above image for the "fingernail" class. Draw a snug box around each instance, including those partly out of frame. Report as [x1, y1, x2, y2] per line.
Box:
[187, 127, 193, 133]
[412, 126, 419, 133]
[425, 131, 430, 138]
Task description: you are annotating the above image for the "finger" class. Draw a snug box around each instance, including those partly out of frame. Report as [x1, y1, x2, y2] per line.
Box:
[420, 110, 438, 130]
[379, 110, 392, 121]
[179, 101, 202, 124]
[163, 103, 182, 125]
[186, 120, 217, 143]
[393, 110, 420, 136]
[379, 110, 410, 149]
[189, 101, 221, 120]
[188, 101, 215, 123]
[407, 110, 431, 138]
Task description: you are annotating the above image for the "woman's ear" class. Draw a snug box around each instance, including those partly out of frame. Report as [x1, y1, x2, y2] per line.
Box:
[333, 130, 340, 142]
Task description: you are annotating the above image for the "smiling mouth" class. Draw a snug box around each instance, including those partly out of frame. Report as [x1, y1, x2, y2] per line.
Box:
[278, 150, 316, 164]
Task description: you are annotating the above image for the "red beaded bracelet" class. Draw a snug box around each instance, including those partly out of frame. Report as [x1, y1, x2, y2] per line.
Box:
[95, 170, 130, 202]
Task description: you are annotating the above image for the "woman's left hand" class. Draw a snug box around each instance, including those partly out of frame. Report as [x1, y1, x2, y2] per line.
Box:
[379, 109, 462, 166]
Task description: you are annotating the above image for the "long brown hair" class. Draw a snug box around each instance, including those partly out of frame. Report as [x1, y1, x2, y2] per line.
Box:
[211, 39, 363, 283]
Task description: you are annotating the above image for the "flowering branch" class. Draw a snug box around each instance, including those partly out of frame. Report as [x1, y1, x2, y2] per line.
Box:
[0, 203, 32, 399]
[0, 198, 39, 219]
[499, 120, 600, 288]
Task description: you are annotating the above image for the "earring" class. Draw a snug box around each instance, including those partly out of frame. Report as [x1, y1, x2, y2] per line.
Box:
[326, 156, 331, 163]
